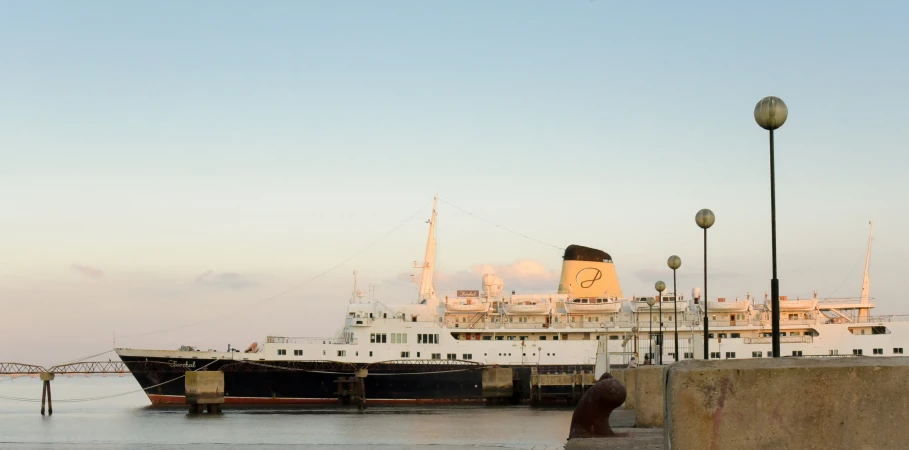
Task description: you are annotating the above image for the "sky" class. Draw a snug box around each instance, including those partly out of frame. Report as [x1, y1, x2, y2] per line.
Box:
[2, 1, 908, 364]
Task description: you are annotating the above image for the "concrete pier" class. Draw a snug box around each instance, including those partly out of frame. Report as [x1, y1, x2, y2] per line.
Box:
[184, 371, 224, 414]
[665, 357, 909, 449]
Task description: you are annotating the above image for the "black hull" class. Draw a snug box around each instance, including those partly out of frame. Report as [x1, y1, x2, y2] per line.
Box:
[119, 356, 594, 405]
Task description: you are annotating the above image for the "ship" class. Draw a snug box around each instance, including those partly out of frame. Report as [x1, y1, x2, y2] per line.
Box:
[116, 196, 902, 405]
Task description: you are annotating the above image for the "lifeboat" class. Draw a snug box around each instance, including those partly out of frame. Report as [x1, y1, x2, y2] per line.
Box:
[444, 301, 489, 312]
[565, 298, 623, 313]
[706, 300, 752, 312]
[764, 297, 818, 312]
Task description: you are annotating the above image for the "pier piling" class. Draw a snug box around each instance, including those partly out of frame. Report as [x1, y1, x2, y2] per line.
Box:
[39, 372, 54, 416]
[184, 371, 224, 415]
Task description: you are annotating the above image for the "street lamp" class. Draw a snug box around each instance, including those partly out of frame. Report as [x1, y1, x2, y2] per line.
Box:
[655, 281, 666, 364]
[667, 255, 682, 362]
[646, 296, 656, 363]
[696, 209, 715, 360]
[754, 96, 788, 358]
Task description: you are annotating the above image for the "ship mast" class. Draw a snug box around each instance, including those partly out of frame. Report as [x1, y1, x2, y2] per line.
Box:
[858, 221, 873, 320]
[416, 194, 439, 306]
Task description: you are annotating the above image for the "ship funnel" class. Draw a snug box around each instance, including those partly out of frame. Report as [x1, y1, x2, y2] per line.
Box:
[557, 245, 623, 298]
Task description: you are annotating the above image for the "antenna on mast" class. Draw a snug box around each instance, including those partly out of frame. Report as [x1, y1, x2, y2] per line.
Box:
[859, 221, 873, 320]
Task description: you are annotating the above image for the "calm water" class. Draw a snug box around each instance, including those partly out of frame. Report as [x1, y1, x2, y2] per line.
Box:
[0, 377, 573, 449]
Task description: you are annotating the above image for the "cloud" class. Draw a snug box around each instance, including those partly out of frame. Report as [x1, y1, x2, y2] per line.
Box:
[70, 264, 104, 279]
[194, 271, 258, 291]
[391, 259, 560, 294]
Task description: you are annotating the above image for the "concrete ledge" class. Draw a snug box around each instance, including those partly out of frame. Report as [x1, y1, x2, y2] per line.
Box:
[634, 366, 665, 427]
[611, 369, 629, 407]
[565, 429, 663, 450]
[665, 357, 909, 449]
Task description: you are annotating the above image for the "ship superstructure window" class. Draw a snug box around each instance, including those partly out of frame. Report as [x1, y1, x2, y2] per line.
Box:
[752, 351, 763, 358]
[277, 349, 286, 356]
[731, 333, 741, 338]
[788, 314, 799, 320]
[495, 336, 503, 340]
[518, 317, 528, 323]
[540, 336, 547, 340]
[418, 334, 439, 344]
[293, 350, 302, 356]
[684, 352, 693, 359]
[401, 351, 410, 358]
[391, 333, 407, 344]
[853, 349, 863, 355]
[829, 350, 839, 356]
[462, 354, 472, 360]
[792, 350, 803, 356]
[710, 352, 721, 359]
[719, 333, 727, 339]
[337, 350, 346, 357]
[553, 335, 559, 340]
[873, 348, 883, 355]
[725, 352, 736, 359]
[447, 353, 456, 360]
[431, 353, 441, 360]
[519, 336, 528, 341]
[609, 335, 619, 340]
[370, 333, 387, 343]
[895, 348, 904, 354]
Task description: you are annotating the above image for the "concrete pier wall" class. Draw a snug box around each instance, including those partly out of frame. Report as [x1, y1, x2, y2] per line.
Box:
[665, 357, 909, 449]
[633, 366, 664, 428]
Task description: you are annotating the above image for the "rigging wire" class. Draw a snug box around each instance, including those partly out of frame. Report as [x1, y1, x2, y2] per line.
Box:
[438, 198, 564, 251]
[117, 201, 432, 339]
[829, 247, 867, 297]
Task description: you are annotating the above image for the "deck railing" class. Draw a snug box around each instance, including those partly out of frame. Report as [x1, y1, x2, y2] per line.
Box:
[266, 336, 358, 345]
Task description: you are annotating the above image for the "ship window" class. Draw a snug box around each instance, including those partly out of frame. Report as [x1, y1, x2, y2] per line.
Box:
[519, 336, 528, 341]
[762, 333, 772, 337]
[447, 353, 457, 360]
[789, 314, 799, 320]
[830, 350, 839, 355]
[753, 351, 762, 358]
[401, 351, 410, 358]
[369, 351, 373, 357]
[416, 352, 420, 357]
[277, 349, 286, 356]
[708, 334, 714, 338]
[725, 352, 736, 359]
[463, 354, 472, 360]
[337, 350, 346, 357]
[507, 336, 516, 341]
[431, 353, 441, 360]
[684, 352, 693, 359]
[495, 336, 503, 340]
[853, 349, 863, 355]
[792, 350, 802, 356]
[731, 333, 740, 338]
[719, 333, 727, 339]
[293, 350, 302, 356]
[609, 335, 619, 340]
[710, 352, 721, 359]
[790, 332, 800, 336]
[540, 336, 547, 341]
[483, 336, 491, 340]
[873, 348, 883, 355]
[553, 335, 559, 341]
[781, 332, 787, 336]
[895, 348, 904, 354]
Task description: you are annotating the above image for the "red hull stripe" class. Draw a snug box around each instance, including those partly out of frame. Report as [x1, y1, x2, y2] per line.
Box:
[147, 394, 486, 405]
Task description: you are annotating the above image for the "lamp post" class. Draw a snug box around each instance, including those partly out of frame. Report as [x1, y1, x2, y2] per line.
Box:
[667, 255, 682, 362]
[646, 296, 656, 363]
[655, 281, 666, 365]
[754, 96, 788, 358]
[696, 209, 715, 360]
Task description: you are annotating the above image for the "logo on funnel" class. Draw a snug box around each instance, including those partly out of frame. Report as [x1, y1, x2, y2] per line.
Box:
[575, 267, 603, 289]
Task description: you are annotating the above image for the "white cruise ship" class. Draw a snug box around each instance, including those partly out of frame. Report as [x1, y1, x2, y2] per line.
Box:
[116, 196, 901, 405]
